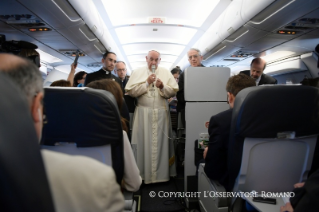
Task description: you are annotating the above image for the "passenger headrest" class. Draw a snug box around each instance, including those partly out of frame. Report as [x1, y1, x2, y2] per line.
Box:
[0, 73, 54, 212]
[41, 87, 123, 147]
[231, 85, 319, 138]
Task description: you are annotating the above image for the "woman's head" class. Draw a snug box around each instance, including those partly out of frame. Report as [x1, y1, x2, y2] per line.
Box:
[86, 79, 123, 111]
[50, 80, 71, 87]
[73, 71, 87, 87]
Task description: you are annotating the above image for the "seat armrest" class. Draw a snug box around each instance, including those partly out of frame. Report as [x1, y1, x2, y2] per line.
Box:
[123, 189, 135, 211]
[198, 163, 228, 211]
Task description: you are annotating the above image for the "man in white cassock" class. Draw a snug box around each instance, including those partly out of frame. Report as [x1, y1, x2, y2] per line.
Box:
[125, 50, 179, 184]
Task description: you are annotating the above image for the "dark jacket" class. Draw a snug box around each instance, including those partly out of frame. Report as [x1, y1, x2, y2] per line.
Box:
[84, 69, 124, 93]
[204, 109, 232, 191]
[240, 70, 277, 85]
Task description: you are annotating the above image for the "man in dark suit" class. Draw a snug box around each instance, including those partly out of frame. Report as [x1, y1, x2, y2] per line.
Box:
[84, 52, 123, 92]
[176, 48, 205, 127]
[240, 57, 277, 85]
[115, 61, 129, 90]
[203, 74, 255, 191]
[115, 61, 137, 114]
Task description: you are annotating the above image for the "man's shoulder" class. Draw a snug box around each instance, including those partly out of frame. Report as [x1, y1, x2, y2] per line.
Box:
[87, 69, 103, 77]
[261, 73, 277, 84]
[239, 70, 250, 76]
[210, 109, 232, 124]
[41, 150, 115, 176]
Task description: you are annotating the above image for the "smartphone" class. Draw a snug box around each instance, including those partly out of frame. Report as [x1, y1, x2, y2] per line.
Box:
[74, 51, 79, 65]
[252, 197, 276, 205]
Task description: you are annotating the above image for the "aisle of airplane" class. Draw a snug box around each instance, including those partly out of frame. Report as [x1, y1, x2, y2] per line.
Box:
[1, 0, 319, 212]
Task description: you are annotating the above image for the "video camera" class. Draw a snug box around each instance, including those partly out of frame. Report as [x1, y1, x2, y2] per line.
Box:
[0, 34, 40, 67]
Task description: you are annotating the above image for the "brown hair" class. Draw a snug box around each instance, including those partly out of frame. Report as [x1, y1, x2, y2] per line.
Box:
[73, 71, 87, 87]
[226, 74, 256, 96]
[86, 79, 128, 133]
[50, 80, 71, 87]
[300, 77, 319, 88]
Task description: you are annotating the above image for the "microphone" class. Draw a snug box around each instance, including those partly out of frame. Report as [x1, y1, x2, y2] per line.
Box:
[151, 65, 156, 74]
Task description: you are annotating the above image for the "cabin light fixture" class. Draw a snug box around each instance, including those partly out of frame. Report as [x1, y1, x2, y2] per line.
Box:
[51, 0, 82, 22]
[28, 27, 51, 32]
[37, 49, 62, 63]
[277, 30, 298, 35]
[249, 0, 295, 24]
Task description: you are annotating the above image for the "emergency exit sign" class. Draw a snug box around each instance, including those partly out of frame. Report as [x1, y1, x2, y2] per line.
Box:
[148, 17, 166, 24]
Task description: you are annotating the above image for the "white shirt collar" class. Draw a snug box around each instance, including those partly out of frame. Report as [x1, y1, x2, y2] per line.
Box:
[255, 75, 261, 85]
[102, 67, 110, 74]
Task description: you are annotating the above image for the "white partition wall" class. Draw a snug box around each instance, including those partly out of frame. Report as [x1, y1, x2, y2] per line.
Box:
[183, 67, 230, 204]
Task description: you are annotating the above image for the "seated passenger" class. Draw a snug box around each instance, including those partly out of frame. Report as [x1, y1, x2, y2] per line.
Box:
[73, 71, 87, 87]
[50, 79, 71, 87]
[280, 169, 319, 212]
[87, 79, 142, 192]
[203, 74, 255, 191]
[0, 54, 125, 212]
[50, 63, 78, 87]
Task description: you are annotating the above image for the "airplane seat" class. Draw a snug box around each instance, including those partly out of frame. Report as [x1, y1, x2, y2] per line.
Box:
[41, 87, 137, 212]
[0, 73, 55, 212]
[41, 87, 124, 184]
[198, 85, 319, 212]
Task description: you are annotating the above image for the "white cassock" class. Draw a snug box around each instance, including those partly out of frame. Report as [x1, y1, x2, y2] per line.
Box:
[125, 66, 179, 184]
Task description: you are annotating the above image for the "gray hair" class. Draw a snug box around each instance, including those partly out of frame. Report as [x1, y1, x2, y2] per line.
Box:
[2, 58, 43, 104]
[188, 48, 202, 56]
[148, 50, 161, 57]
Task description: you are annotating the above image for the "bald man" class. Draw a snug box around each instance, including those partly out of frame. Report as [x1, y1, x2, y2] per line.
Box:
[240, 58, 277, 85]
[0, 53, 124, 212]
[125, 50, 179, 184]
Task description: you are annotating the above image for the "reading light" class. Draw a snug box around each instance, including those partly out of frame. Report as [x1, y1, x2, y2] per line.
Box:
[28, 27, 51, 32]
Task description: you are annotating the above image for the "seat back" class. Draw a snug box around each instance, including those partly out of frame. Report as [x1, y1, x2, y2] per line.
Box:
[0, 73, 55, 212]
[235, 137, 316, 193]
[41, 87, 124, 184]
[228, 85, 319, 192]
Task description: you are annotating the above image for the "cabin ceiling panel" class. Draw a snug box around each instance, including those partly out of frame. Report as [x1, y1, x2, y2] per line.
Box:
[241, 33, 296, 53]
[115, 26, 197, 45]
[101, 0, 220, 27]
[17, 0, 84, 29]
[203, 45, 241, 66]
[240, 0, 276, 22]
[246, 0, 319, 32]
[223, 25, 270, 48]
[123, 43, 186, 56]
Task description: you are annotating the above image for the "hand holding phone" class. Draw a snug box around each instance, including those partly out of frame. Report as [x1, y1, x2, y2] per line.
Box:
[74, 51, 79, 65]
[252, 197, 276, 205]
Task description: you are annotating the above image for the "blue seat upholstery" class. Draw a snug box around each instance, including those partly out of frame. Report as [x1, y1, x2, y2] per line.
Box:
[41, 87, 124, 185]
[0, 73, 55, 212]
[198, 85, 319, 212]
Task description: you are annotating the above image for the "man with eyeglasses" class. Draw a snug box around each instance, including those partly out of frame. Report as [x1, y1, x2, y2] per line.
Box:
[0, 53, 125, 212]
[176, 48, 205, 128]
[115, 61, 128, 89]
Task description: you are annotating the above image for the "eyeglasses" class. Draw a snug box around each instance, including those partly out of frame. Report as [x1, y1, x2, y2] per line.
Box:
[188, 54, 199, 60]
[116, 69, 126, 72]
